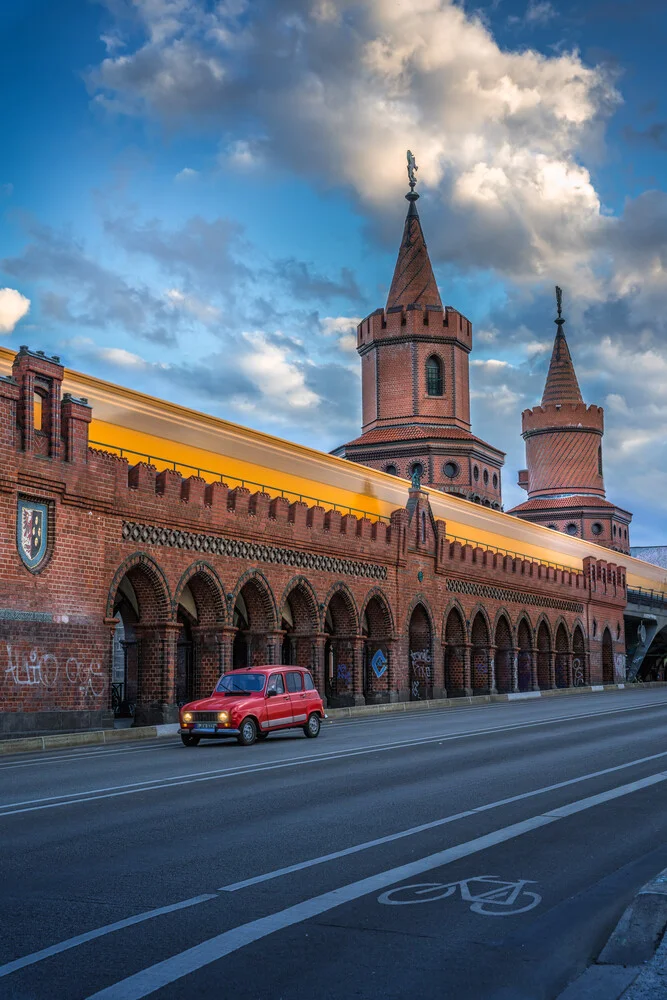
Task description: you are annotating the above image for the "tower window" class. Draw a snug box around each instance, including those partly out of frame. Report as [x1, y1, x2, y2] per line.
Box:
[591, 522, 603, 536]
[410, 462, 424, 479]
[443, 461, 458, 479]
[385, 464, 398, 476]
[492, 473, 498, 489]
[426, 355, 443, 396]
[483, 469, 489, 486]
[473, 465, 479, 482]
[34, 391, 44, 432]
[598, 446, 602, 476]
[566, 523, 578, 535]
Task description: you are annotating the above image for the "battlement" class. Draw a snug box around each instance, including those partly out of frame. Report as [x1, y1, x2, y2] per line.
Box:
[522, 403, 604, 437]
[357, 305, 472, 352]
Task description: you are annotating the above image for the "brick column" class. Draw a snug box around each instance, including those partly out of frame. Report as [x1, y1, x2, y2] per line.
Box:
[565, 651, 573, 688]
[133, 622, 180, 726]
[530, 647, 539, 692]
[310, 634, 327, 701]
[191, 625, 225, 698]
[220, 627, 237, 674]
[488, 645, 497, 695]
[265, 631, 285, 666]
[352, 636, 366, 706]
[463, 643, 472, 695]
[549, 651, 556, 689]
[510, 647, 519, 693]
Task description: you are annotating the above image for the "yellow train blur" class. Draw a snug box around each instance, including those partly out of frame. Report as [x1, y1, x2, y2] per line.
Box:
[1, 345, 664, 595]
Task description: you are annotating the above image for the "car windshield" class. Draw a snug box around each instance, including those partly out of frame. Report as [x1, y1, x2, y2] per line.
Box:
[215, 673, 266, 695]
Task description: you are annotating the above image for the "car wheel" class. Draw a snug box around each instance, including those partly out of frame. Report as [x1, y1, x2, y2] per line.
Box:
[181, 733, 200, 747]
[303, 713, 321, 738]
[237, 717, 257, 746]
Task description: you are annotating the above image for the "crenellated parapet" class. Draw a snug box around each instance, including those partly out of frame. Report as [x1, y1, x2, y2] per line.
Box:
[521, 402, 604, 438]
[357, 304, 472, 353]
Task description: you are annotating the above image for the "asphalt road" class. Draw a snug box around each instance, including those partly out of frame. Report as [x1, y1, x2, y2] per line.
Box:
[3, 689, 667, 1000]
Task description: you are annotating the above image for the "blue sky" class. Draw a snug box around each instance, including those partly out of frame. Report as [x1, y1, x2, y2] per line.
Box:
[2, 0, 667, 544]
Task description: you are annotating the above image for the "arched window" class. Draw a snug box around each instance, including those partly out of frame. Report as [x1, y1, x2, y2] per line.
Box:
[385, 464, 398, 476]
[426, 355, 443, 396]
[34, 390, 44, 432]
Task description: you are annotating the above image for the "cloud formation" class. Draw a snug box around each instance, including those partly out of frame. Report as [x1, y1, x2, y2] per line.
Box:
[0, 287, 30, 333]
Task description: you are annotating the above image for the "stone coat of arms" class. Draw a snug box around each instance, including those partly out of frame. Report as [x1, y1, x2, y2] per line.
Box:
[17, 499, 49, 571]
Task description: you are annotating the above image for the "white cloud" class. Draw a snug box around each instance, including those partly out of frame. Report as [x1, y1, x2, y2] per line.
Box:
[238, 331, 320, 409]
[165, 287, 220, 322]
[320, 315, 361, 353]
[0, 288, 30, 333]
[174, 167, 199, 181]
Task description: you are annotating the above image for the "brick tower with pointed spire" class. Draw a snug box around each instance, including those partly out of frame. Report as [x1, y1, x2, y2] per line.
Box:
[509, 288, 632, 553]
[333, 157, 504, 508]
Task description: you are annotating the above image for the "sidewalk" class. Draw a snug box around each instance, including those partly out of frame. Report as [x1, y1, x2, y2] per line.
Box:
[557, 868, 667, 999]
[1, 681, 659, 756]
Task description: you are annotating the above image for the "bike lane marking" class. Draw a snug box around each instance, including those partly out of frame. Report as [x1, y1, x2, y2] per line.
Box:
[0, 701, 660, 817]
[3, 748, 667, 982]
[83, 770, 667, 1000]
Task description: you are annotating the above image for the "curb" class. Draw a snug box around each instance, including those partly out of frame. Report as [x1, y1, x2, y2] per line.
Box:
[557, 867, 667, 999]
[0, 682, 663, 757]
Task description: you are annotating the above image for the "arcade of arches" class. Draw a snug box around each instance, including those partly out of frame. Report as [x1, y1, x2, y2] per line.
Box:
[108, 555, 603, 725]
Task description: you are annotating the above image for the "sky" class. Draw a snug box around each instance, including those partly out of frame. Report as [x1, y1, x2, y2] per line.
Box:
[2, 0, 667, 544]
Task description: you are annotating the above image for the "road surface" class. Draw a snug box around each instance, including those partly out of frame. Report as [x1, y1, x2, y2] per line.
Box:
[2, 688, 667, 999]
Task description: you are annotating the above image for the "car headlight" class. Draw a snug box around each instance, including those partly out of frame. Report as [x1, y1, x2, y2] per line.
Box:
[183, 712, 193, 722]
[217, 711, 230, 723]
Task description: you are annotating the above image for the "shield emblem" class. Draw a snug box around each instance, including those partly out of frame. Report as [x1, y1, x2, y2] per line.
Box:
[17, 499, 48, 570]
[371, 648, 388, 679]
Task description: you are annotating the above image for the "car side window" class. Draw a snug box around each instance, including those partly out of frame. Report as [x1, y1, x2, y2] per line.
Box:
[267, 673, 285, 695]
[303, 672, 315, 691]
[286, 671, 303, 693]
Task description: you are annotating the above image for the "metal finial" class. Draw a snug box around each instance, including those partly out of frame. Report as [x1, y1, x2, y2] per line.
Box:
[555, 285, 564, 326]
[407, 150, 418, 191]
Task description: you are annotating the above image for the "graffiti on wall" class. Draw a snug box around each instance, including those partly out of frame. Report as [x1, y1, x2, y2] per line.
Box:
[336, 663, 352, 687]
[614, 652, 626, 681]
[4, 644, 106, 698]
[371, 649, 388, 680]
[410, 649, 432, 700]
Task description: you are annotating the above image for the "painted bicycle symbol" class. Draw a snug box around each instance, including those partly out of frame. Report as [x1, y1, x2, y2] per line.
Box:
[378, 875, 542, 916]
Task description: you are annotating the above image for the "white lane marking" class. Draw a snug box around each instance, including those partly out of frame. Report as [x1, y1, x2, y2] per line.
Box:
[219, 745, 667, 891]
[0, 896, 217, 978]
[0, 702, 660, 817]
[6, 746, 667, 981]
[84, 769, 667, 1000]
[0, 743, 177, 770]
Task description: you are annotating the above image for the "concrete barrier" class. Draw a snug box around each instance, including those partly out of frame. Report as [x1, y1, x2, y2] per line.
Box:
[0, 682, 664, 756]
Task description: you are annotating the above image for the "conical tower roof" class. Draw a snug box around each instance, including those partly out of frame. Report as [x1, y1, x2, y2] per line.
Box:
[541, 292, 583, 406]
[386, 192, 442, 310]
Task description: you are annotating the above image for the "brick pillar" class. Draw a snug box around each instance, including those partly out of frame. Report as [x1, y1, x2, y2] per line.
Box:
[220, 627, 237, 674]
[549, 651, 556, 689]
[565, 651, 573, 688]
[352, 636, 366, 706]
[530, 647, 539, 691]
[311, 634, 327, 701]
[133, 622, 180, 726]
[510, 647, 519, 693]
[432, 641, 445, 700]
[61, 394, 92, 464]
[488, 645, 497, 695]
[265, 632, 285, 666]
[463, 643, 472, 695]
[191, 625, 225, 698]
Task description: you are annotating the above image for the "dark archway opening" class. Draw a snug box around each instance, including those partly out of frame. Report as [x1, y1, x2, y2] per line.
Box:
[444, 607, 466, 696]
[494, 616, 513, 694]
[602, 627, 614, 684]
[324, 590, 357, 707]
[537, 622, 551, 690]
[409, 604, 433, 701]
[517, 619, 533, 693]
[555, 624, 570, 688]
[362, 594, 393, 704]
[471, 612, 490, 693]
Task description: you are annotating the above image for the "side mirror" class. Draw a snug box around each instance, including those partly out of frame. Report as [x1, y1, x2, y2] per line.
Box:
[267, 689, 277, 698]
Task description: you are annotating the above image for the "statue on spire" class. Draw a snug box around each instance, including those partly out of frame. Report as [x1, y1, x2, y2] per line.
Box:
[407, 150, 418, 190]
[555, 285, 565, 328]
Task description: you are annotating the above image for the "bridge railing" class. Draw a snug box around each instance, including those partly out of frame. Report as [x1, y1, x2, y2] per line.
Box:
[627, 587, 667, 611]
[89, 440, 392, 525]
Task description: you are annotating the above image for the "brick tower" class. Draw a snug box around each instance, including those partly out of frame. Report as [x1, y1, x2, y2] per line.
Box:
[333, 158, 504, 508]
[509, 288, 632, 552]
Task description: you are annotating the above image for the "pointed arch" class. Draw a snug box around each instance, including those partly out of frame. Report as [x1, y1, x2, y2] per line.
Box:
[494, 612, 514, 694]
[572, 622, 586, 686]
[408, 601, 434, 701]
[172, 561, 226, 625]
[360, 588, 395, 639]
[554, 620, 571, 688]
[106, 552, 171, 621]
[516, 616, 533, 693]
[536, 619, 552, 690]
[602, 627, 614, 684]
[467, 603, 491, 643]
[279, 576, 319, 635]
[470, 609, 491, 693]
[444, 603, 466, 695]
[231, 569, 278, 631]
[321, 582, 359, 635]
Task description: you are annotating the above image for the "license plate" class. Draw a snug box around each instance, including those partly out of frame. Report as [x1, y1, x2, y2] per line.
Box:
[193, 724, 215, 732]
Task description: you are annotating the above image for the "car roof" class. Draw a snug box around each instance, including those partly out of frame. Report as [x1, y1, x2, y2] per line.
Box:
[226, 665, 309, 674]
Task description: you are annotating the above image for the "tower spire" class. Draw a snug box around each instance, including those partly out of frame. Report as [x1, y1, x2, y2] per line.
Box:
[385, 151, 442, 311]
[541, 285, 583, 406]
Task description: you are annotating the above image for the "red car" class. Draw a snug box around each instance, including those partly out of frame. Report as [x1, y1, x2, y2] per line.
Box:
[179, 665, 326, 747]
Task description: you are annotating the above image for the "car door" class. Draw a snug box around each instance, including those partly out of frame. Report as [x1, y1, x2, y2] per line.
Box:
[264, 672, 292, 731]
[302, 670, 321, 716]
[286, 670, 307, 725]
